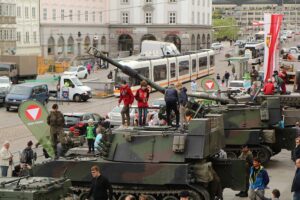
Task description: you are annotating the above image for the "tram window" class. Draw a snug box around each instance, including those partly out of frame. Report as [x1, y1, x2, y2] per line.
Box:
[170, 63, 176, 78]
[179, 60, 189, 76]
[210, 55, 215, 66]
[199, 57, 207, 70]
[153, 64, 167, 82]
[130, 67, 150, 86]
[192, 59, 196, 73]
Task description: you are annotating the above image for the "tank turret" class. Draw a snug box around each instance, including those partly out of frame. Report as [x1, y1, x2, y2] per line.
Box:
[0, 176, 71, 199]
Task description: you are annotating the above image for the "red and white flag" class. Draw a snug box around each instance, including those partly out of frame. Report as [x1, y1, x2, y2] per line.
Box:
[252, 20, 264, 26]
[263, 13, 283, 82]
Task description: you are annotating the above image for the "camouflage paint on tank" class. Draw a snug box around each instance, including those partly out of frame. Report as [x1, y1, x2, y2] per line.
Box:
[224, 130, 262, 145]
[32, 159, 190, 185]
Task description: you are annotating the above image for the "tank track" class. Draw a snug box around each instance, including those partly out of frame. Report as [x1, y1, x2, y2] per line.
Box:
[71, 185, 210, 200]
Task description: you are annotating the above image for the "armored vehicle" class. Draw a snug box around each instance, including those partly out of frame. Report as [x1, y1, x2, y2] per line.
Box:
[0, 176, 71, 200]
[29, 48, 247, 200]
[32, 118, 246, 200]
[207, 98, 298, 163]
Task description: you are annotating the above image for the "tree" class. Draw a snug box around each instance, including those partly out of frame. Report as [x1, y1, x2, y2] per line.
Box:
[212, 9, 223, 20]
[213, 17, 239, 41]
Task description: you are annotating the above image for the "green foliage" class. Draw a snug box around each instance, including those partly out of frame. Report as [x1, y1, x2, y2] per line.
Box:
[212, 9, 223, 19]
[213, 17, 239, 41]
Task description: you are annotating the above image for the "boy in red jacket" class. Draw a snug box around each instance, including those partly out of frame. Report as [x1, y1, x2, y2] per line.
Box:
[118, 80, 134, 126]
[135, 80, 150, 126]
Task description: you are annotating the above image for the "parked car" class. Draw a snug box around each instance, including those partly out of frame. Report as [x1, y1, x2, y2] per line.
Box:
[0, 76, 12, 106]
[63, 66, 88, 79]
[228, 80, 251, 93]
[107, 105, 138, 127]
[5, 82, 49, 111]
[64, 112, 104, 135]
[211, 43, 224, 50]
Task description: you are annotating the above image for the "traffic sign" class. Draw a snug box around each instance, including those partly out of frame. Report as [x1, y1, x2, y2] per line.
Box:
[25, 105, 42, 121]
[201, 78, 219, 92]
[205, 80, 215, 90]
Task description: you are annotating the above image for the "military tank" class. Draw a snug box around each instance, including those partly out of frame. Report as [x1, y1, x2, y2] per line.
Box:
[0, 176, 71, 200]
[30, 47, 247, 200]
[32, 117, 246, 200]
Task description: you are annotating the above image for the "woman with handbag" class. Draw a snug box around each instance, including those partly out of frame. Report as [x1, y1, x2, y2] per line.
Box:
[0, 141, 13, 177]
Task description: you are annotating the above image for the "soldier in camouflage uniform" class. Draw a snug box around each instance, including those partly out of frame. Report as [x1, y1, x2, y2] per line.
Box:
[47, 104, 65, 157]
[236, 144, 253, 197]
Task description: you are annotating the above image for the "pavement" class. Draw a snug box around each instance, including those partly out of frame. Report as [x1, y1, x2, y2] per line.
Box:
[0, 38, 299, 199]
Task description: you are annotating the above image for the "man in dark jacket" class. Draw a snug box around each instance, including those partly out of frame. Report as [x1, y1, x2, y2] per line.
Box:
[236, 144, 253, 197]
[20, 140, 35, 166]
[292, 159, 300, 200]
[292, 138, 300, 162]
[224, 71, 230, 87]
[86, 165, 113, 200]
[118, 80, 134, 126]
[176, 82, 188, 128]
[250, 66, 259, 84]
[249, 158, 269, 200]
[47, 104, 65, 157]
[164, 84, 179, 127]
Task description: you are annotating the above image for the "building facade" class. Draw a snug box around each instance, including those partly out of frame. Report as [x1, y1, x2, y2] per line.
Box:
[213, 0, 300, 35]
[16, 0, 41, 55]
[109, 0, 213, 56]
[39, 0, 109, 59]
[0, 0, 16, 55]
[41, 0, 213, 58]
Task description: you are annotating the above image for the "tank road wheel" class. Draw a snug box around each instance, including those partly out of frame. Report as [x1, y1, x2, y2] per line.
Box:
[193, 187, 210, 200]
[146, 195, 156, 200]
[73, 94, 81, 102]
[79, 192, 89, 200]
[118, 194, 133, 200]
[257, 148, 271, 164]
[163, 196, 178, 200]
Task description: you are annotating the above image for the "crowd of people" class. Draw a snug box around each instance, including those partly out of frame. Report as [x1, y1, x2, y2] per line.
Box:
[117, 79, 195, 129]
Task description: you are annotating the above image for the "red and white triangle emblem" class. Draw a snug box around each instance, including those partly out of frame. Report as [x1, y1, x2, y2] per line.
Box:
[205, 80, 214, 89]
[25, 105, 42, 121]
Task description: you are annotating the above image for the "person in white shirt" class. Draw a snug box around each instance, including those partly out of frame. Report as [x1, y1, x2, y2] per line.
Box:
[0, 141, 13, 177]
[191, 80, 197, 92]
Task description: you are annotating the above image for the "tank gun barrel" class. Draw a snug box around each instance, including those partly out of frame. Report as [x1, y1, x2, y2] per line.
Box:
[87, 47, 165, 94]
[187, 93, 230, 104]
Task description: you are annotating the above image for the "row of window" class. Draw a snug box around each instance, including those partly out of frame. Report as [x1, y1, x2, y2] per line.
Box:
[43, 9, 103, 23]
[16, 31, 38, 44]
[192, 0, 211, 7]
[0, 29, 16, 41]
[121, 11, 176, 24]
[191, 12, 210, 25]
[16, 6, 36, 19]
[133, 57, 213, 83]
[0, 4, 16, 17]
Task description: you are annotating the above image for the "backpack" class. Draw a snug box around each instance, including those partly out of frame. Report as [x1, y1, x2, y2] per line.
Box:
[20, 149, 29, 163]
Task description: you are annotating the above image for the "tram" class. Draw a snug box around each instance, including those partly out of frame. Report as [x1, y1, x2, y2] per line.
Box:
[113, 49, 215, 96]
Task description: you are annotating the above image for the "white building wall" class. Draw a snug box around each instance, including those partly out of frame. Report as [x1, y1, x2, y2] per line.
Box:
[16, 0, 40, 55]
[40, 0, 109, 57]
